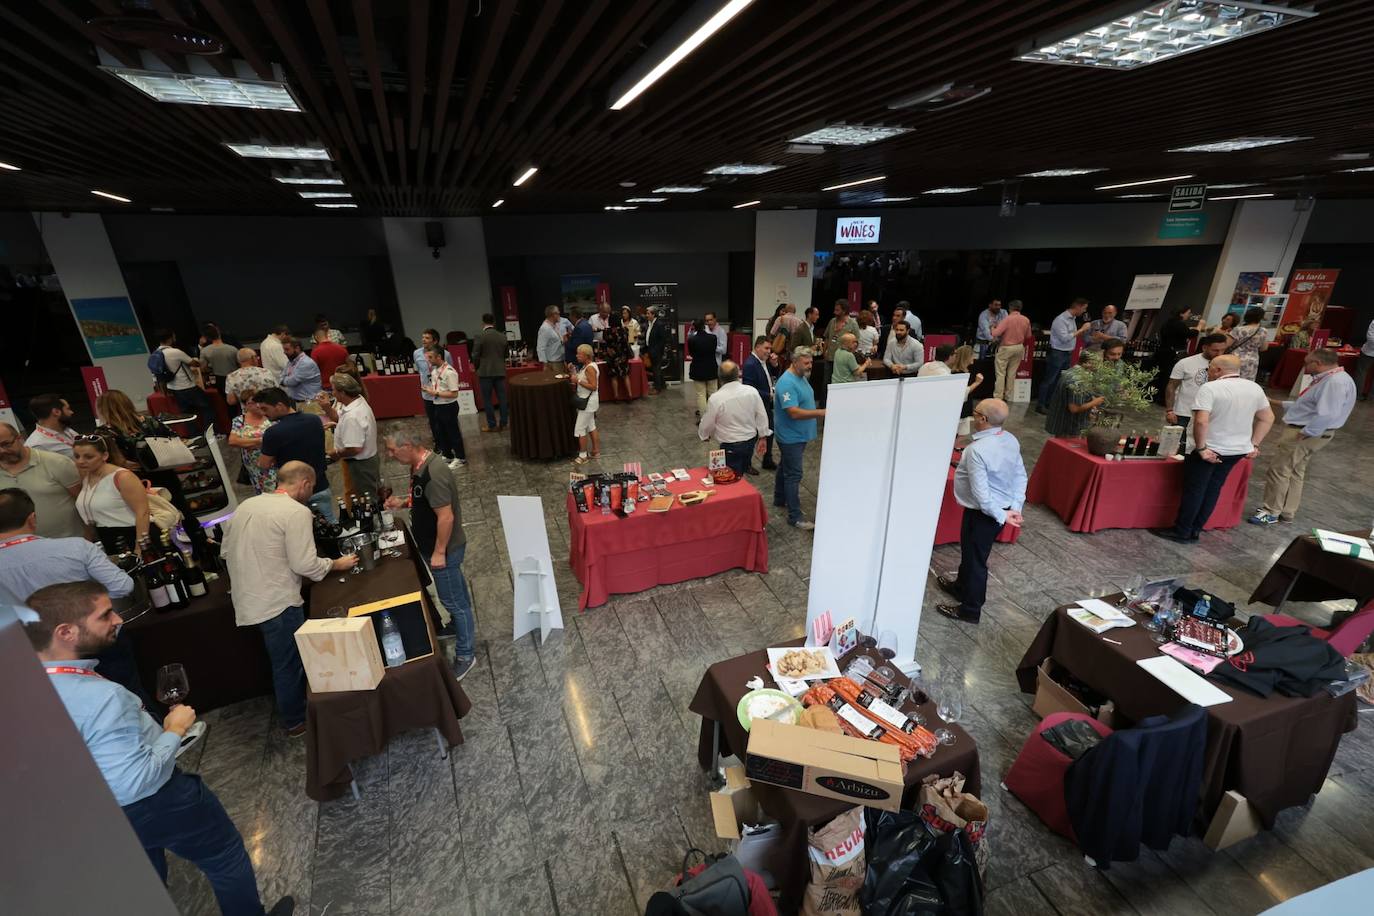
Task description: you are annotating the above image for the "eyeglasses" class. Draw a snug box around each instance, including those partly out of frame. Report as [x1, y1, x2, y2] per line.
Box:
[75, 434, 105, 444]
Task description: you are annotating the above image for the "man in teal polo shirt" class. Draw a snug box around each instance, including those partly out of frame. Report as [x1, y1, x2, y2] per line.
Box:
[773, 347, 827, 530]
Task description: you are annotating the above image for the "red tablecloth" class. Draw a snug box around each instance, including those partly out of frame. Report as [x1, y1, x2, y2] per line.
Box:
[147, 388, 231, 434]
[934, 452, 1020, 545]
[567, 466, 769, 610]
[1026, 437, 1253, 533]
[1268, 347, 1360, 391]
[363, 373, 426, 419]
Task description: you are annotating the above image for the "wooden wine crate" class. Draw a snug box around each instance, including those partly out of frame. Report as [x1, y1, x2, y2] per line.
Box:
[294, 617, 386, 693]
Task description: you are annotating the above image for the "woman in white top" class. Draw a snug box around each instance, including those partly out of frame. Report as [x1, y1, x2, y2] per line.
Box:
[856, 309, 880, 357]
[72, 434, 151, 553]
[571, 343, 601, 465]
[1227, 306, 1271, 382]
[620, 306, 641, 347]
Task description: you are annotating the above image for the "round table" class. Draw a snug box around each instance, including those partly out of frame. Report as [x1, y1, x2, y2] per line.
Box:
[508, 371, 576, 460]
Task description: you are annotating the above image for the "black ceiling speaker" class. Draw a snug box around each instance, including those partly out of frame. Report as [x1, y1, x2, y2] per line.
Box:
[88, 3, 224, 55]
[425, 221, 446, 259]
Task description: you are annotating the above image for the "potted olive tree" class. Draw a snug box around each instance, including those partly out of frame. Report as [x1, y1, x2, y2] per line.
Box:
[1067, 354, 1159, 456]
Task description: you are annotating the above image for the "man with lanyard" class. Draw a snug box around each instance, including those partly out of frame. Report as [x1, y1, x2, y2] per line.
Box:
[24, 393, 78, 458]
[319, 372, 380, 502]
[1153, 354, 1273, 543]
[24, 580, 295, 916]
[740, 336, 778, 471]
[1036, 297, 1092, 414]
[975, 299, 1004, 357]
[1250, 347, 1356, 525]
[0, 421, 85, 538]
[383, 429, 477, 680]
[413, 328, 455, 444]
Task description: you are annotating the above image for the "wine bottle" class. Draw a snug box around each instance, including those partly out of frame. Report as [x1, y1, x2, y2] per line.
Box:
[359, 495, 375, 535]
[159, 531, 190, 609]
[338, 498, 355, 535]
[178, 543, 208, 598]
[144, 549, 171, 611]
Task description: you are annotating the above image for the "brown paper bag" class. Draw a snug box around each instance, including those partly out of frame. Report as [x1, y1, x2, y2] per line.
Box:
[802, 806, 865, 916]
[917, 771, 989, 875]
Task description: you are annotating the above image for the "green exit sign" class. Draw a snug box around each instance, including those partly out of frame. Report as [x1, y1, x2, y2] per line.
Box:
[1159, 213, 1207, 239]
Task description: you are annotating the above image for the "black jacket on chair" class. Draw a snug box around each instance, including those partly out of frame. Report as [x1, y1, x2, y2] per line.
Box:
[1065, 704, 1207, 867]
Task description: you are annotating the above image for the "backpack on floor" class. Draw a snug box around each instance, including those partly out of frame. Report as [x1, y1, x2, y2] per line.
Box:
[644, 849, 754, 916]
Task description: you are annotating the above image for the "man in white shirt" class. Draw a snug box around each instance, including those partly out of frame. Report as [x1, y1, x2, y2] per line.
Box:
[699, 361, 770, 477]
[24, 393, 77, 458]
[883, 321, 924, 375]
[154, 328, 216, 425]
[918, 344, 955, 377]
[222, 461, 355, 736]
[322, 373, 379, 502]
[1152, 355, 1273, 543]
[1357, 318, 1374, 400]
[1164, 333, 1229, 446]
[589, 300, 612, 344]
[259, 324, 291, 379]
[1251, 347, 1357, 524]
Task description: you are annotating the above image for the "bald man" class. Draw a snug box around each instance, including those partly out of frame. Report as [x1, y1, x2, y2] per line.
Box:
[1153, 354, 1273, 543]
[222, 460, 356, 736]
[935, 398, 1026, 624]
[223, 347, 277, 407]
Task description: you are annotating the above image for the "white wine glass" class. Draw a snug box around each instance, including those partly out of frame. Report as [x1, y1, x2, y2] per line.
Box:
[156, 663, 189, 707]
[1120, 573, 1145, 609]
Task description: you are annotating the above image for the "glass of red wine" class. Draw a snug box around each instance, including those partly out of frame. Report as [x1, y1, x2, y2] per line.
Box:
[156, 663, 189, 707]
[876, 630, 899, 661]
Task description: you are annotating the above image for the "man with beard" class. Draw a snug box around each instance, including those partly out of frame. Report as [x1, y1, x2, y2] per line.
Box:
[24, 393, 78, 458]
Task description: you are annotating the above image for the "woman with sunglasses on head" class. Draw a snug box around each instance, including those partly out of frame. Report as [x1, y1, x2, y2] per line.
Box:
[96, 390, 178, 471]
[72, 434, 154, 553]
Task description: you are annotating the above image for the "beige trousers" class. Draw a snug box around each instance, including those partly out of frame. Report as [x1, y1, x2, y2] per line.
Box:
[694, 378, 719, 414]
[993, 344, 1024, 400]
[1259, 425, 1334, 519]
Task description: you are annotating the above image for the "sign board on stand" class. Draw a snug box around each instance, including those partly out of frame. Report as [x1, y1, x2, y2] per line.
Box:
[1012, 344, 1034, 403]
[1280, 269, 1341, 328]
[1168, 183, 1207, 212]
[636, 282, 679, 382]
[497, 495, 564, 643]
[1123, 274, 1174, 311]
[80, 366, 110, 419]
[446, 343, 479, 415]
[500, 285, 521, 341]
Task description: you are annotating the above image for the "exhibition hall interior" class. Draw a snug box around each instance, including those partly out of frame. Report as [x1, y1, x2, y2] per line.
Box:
[6, 1, 1374, 915]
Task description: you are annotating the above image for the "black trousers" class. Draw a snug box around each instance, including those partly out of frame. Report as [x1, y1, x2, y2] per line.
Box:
[431, 402, 465, 460]
[422, 399, 439, 445]
[1171, 451, 1243, 538]
[956, 509, 1003, 618]
[647, 349, 666, 390]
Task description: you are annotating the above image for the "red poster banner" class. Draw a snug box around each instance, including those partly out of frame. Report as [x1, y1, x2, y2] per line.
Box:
[1311, 329, 1331, 350]
[924, 333, 957, 365]
[445, 344, 476, 392]
[1280, 269, 1340, 330]
[81, 366, 109, 418]
[499, 286, 519, 322]
[846, 281, 863, 313]
[727, 332, 751, 365]
[1016, 342, 1034, 379]
[0, 375, 14, 431]
[594, 282, 612, 307]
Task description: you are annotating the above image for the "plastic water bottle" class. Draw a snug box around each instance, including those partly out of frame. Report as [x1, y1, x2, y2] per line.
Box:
[1193, 593, 1212, 619]
[379, 611, 406, 668]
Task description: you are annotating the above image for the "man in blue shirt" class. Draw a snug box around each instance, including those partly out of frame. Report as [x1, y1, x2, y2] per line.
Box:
[935, 399, 1026, 623]
[975, 299, 1004, 356]
[773, 347, 827, 530]
[1036, 297, 1091, 414]
[25, 581, 293, 916]
[413, 328, 455, 446]
[1083, 303, 1129, 351]
[565, 307, 595, 364]
[278, 337, 322, 403]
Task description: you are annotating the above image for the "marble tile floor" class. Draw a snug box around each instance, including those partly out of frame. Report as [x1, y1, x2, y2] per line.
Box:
[168, 383, 1374, 915]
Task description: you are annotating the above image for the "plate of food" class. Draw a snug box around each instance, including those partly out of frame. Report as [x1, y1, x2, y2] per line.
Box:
[737, 688, 803, 730]
[766, 646, 842, 681]
[712, 467, 739, 485]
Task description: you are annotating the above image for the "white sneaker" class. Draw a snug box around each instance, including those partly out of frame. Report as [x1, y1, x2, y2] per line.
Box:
[176, 720, 207, 757]
[449, 458, 467, 469]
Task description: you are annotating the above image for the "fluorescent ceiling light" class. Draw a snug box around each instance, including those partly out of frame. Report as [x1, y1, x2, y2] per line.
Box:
[625, 197, 667, 203]
[1338, 166, 1374, 173]
[789, 124, 912, 147]
[609, 0, 756, 109]
[1209, 192, 1274, 200]
[922, 187, 978, 194]
[1019, 168, 1105, 177]
[823, 175, 885, 191]
[225, 142, 330, 160]
[315, 203, 357, 209]
[1331, 153, 1370, 161]
[1095, 173, 1194, 190]
[705, 163, 782, 175]
[873, 197, 914, 202]
[732, 200, 760, 208]
[298, 191, 352, 199]
[1017, 1, 1317, 71]
[1169, 136, 1310, 153]
[102, 67, 301, 111]
[1208, 182, 1260, 189]
[512, 166, 538, 187]
[653, 185, 706, 193]
[491, 199, 505, 208]
[1115, 193, 1165, 198]
[275, 176, 345, 185]
[91, 190, 131, 203]
[605, 205, 637, 211]
[0, 160, 20, 171]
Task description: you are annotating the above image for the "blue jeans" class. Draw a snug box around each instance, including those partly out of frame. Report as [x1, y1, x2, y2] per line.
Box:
[429, 542, 475, 659]
[258, 605, 307, 728]
[773, 441, 806, 524]
[721, 437, 756, 477]
[1038, 348, 1073, 407]
[307, 487, 336, 523]
[123, 770, 264, 916]
[479, 376, 509, 428]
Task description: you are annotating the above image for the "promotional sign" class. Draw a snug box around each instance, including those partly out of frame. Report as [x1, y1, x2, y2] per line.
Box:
[796, 261, 808, 278]
[1168, 183, 1207, 212]
[445, 343, 478, 414]
[70, 296, 146, 358]
[834, 216, 881, 245]
[1279, 269, 1340, 329]
[846, 281, 863, 313]
[1159, 213, 1207, 239]
[499, 285, 521, 341]
[636, 282, 679, 382]
[923, 333, 957, 365]
[559, 274, 600, 313]
[1123, 274, 1173, 311]
[0, 376, 16, 431]
[1012, 341, 1034, 403]
[1262, 275, 1285, 296]
[594, 282, 611, 307]
[728, 332, 751, 366]
[1230, 271, 1274, 306]
[80, 366, 110, 419]
[1311, 329, 1331, 350]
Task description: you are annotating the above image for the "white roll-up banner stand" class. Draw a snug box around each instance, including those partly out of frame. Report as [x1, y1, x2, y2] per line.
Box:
[806, 374, 966, 674]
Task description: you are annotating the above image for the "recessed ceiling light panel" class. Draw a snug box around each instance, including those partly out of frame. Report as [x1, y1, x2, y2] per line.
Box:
[102, 67, 302, 111]
[226, 142, 330, 160]
[1169, 136, 1310, 153]
[653, 186, 707, 193]
[275, 176, 345, 185]
[922, 187, 978, 194]
[315, 202, 357, 209]
[1115, 193, 1165, 198]
[1209, 192, 1275, 200]
[1019, 168, 1106, 177]
[705, 163, 782, 175]
[1018, 1, 1317, 71]
[491, 199, 505, 208]
[608, 0, 757, 109]
[91, 190, 131, 203]
[605, 205, 637, 211]
[873, 197, 915, 202]
[1338, 166, 1374, 173]
[0, 160, 20, 171]
[732, 200, 760, 208]
[625, 197, 668, 203]
[512, 166, 538, 186]
[789, 124, 912, 146]
[1208, 182, 1260, 189]
[298, 191, 352, 199]
[1095, 173, 1194, 190]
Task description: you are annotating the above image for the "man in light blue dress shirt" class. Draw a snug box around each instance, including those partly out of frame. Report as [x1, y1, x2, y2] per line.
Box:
[537, 306, 568, 372]
[1083, 303, 1129, 350]
[24, 581, 292, 916]
[1036, 297, 1091, 413]
[935, 399, 1026, 623]
[278, 337, 322, 403]
[975, 299, 1004, 356]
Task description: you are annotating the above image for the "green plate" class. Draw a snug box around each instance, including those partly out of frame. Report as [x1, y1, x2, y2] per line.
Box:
[737, 688, 803, 731]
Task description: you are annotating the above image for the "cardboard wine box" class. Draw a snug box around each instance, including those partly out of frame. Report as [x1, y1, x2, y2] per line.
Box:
[295, 617, 386, 693]
[744, 719, 903, 811]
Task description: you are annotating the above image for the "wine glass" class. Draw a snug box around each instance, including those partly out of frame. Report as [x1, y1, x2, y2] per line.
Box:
[935, 694, 962, 746]
[876, 629, 899, 661]
[156, 663, 190, 707]
[1120, 573, 1144, 609]
[339, 542, 358, 581]
[1150, 596, 1175, 644]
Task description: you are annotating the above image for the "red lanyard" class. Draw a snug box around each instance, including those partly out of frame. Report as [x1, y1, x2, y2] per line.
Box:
[31, 426, 72, 444]
[0, 535, 39, 550]
[45, 665, 104, 679]
[1297, 369, 1339, 398]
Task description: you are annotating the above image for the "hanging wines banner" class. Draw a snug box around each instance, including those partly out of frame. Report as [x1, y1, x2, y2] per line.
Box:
[1279, 269, 1340, 331]
[636, 282, 679, 382]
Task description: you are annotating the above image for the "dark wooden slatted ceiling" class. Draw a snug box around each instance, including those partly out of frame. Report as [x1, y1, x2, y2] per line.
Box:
[2, 0, 1373, 216]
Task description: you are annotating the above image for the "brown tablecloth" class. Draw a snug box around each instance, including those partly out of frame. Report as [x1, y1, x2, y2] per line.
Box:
[303, 543, 472, 801]
[124, 576, 274, 712]
[1248, 530, 1374, 609]
[508, 371, 576, 460]
[690, 640, 980, 911]
[1015, 602, 1357, 828]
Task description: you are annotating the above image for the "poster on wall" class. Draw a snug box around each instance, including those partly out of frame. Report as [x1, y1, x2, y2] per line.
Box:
[1279, 269, 1341, 330]
[70, 296, 146, 358]
[559, 274, 600, 315]
[1123, 274, 1173, 311]
[636, 282, 679, 382]
[1229, 271, 1274, 307]
[499, 285, 521, 341]
[80, 367, 109, 419]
